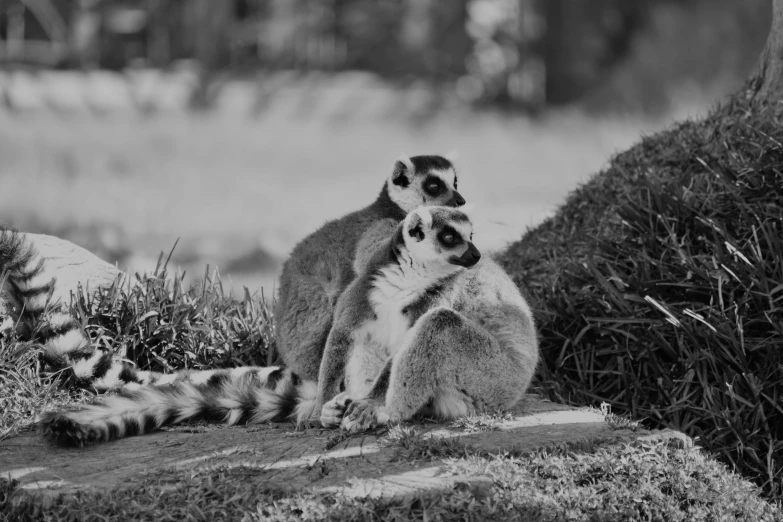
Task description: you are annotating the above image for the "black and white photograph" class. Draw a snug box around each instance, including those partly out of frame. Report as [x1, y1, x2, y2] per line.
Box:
[0, 0, 781, 519]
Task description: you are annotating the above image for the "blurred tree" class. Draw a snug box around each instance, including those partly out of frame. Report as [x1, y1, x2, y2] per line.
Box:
[544, 0, 647, 105]
[750, 0, 783, 100]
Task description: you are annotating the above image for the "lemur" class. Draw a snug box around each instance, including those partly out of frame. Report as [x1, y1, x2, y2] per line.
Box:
[41, 207, 539, 446]
[275, 155, 465, 383]
[313, 206, 539, 431]
[2, 155, 464, 395]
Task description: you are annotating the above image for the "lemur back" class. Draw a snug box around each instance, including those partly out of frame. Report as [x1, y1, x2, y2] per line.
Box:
[275, 155, 465, 382]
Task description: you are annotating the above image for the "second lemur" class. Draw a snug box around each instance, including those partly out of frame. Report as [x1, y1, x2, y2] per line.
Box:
[275, 155, 465, 382]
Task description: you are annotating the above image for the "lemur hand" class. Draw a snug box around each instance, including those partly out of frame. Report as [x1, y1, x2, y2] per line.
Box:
[340, 399, 390, 433]
[320, 392, 353, 428]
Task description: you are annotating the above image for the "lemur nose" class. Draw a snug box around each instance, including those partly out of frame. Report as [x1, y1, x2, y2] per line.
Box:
[451, 191, 466, 207]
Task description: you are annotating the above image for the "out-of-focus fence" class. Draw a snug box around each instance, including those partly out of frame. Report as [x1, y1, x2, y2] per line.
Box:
[0, 67, 466, 121]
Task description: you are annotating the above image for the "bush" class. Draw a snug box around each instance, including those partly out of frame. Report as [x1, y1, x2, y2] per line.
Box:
[499, 94, 783, 498]
[1, 257, 275, 438]
[70, 259, 276, 375]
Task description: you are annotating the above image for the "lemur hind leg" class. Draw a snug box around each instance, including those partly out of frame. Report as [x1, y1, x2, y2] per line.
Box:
[276, 257, 348, 382]
[341, 307, 529, 433]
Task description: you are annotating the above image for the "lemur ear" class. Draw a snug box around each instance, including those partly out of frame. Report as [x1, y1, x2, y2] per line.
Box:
[444, 149, 459, 163]
[391, 156, 415, 188]
[407, 213, 425, 242]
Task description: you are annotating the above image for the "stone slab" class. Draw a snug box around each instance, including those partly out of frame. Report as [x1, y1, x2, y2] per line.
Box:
[0, 395, 689, 501]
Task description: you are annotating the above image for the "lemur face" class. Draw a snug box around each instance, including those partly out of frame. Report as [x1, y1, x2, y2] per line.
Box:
[403, 206, 480, 274]
[388, 155, 465, 213]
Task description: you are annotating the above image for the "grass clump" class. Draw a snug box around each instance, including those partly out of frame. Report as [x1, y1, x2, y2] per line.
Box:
[499, 95, 783, 498]
[0, 339, 85, 440]
[68, 257, 276, 375]
[0, 257, 274, 438]
[2, 438, 778, 521]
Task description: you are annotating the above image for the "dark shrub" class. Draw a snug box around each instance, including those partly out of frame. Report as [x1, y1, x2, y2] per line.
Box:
[499, 95, 783, 498]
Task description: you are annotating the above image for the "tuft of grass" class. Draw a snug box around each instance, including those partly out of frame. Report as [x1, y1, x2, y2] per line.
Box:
[69, 254, 276, 375]
[450, 411, 514, 433]
[596, 402, 643, 432]
[2, 438, 778, 521]
[499, 94, 783, 498]
[0, 253, 275, 438]
[0, 337, 87, 440]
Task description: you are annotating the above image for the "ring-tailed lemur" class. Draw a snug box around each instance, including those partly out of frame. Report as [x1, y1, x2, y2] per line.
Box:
[41, 207, 539, 445]
[313, 206, 539, 431]
[275, 155, 465, 383]
[5, 155, 465, 395]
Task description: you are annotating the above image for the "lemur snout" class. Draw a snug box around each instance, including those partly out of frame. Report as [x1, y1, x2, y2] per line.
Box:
[450, 242, 481, 267]
[448, 191, 466, 207]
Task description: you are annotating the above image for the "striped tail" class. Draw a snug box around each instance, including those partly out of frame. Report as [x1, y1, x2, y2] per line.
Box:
[40, 366, 318, 446]
[0, 227, 142, 391]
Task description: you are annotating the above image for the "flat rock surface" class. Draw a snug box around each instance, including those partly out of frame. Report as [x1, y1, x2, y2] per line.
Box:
[0, 395, 689, 500]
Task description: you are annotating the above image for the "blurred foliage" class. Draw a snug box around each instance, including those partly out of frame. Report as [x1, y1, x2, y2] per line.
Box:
[588, 0, 771, 114]
[1, 0, 771, 111]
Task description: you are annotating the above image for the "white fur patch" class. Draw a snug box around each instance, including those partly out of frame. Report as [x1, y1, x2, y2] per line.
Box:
[45, 329, 86, 356]
[344, 325, 390, 398]
[429, 168, 456, 187]
[70, 350, 104, 380]
[154, 373, 180, 386]
[431, 391, 472, 420]
[91, 361, 125, 390]
[294, 379, 318, 424]
[23, 291, 52, 313]
[230, 367, 254, 378]
[188, 370, 217, 385]
[44, 312, 74, 330]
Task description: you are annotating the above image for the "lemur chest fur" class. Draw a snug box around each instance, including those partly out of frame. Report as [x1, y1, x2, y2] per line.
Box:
[344, 262, 450, 397]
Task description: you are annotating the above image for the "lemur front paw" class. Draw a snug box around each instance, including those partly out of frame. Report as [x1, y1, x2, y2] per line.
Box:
[340, 399, 390, 434]
[320, 392, 353, 428]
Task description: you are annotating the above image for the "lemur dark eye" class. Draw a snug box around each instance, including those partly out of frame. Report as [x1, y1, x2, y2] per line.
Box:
[439, 229, 462, 246]
[424, 178, 442, 196]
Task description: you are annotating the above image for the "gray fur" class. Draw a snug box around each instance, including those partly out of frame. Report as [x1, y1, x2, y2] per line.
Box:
[275, 155, 464, 381]
[313, 207, 540, 432]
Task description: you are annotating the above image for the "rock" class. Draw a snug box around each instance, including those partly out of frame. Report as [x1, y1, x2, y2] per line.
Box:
[0, 395, 690, 501]
[0, 233, 124, 311]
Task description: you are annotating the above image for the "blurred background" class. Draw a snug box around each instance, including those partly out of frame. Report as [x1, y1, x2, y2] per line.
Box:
[0, 0, 772, 294]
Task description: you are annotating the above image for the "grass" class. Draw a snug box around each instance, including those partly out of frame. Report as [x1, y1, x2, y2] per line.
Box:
[2, 436, 779, 521]
[3, 255, 778, 519]
[0, 80, 771, 514]
[0, 256, 274, 440]
[499, 93, 783, 499]
[0, 339, 86, 441]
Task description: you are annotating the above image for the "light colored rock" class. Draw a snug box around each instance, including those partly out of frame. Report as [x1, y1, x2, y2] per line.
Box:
[17, 233, 123, 308]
